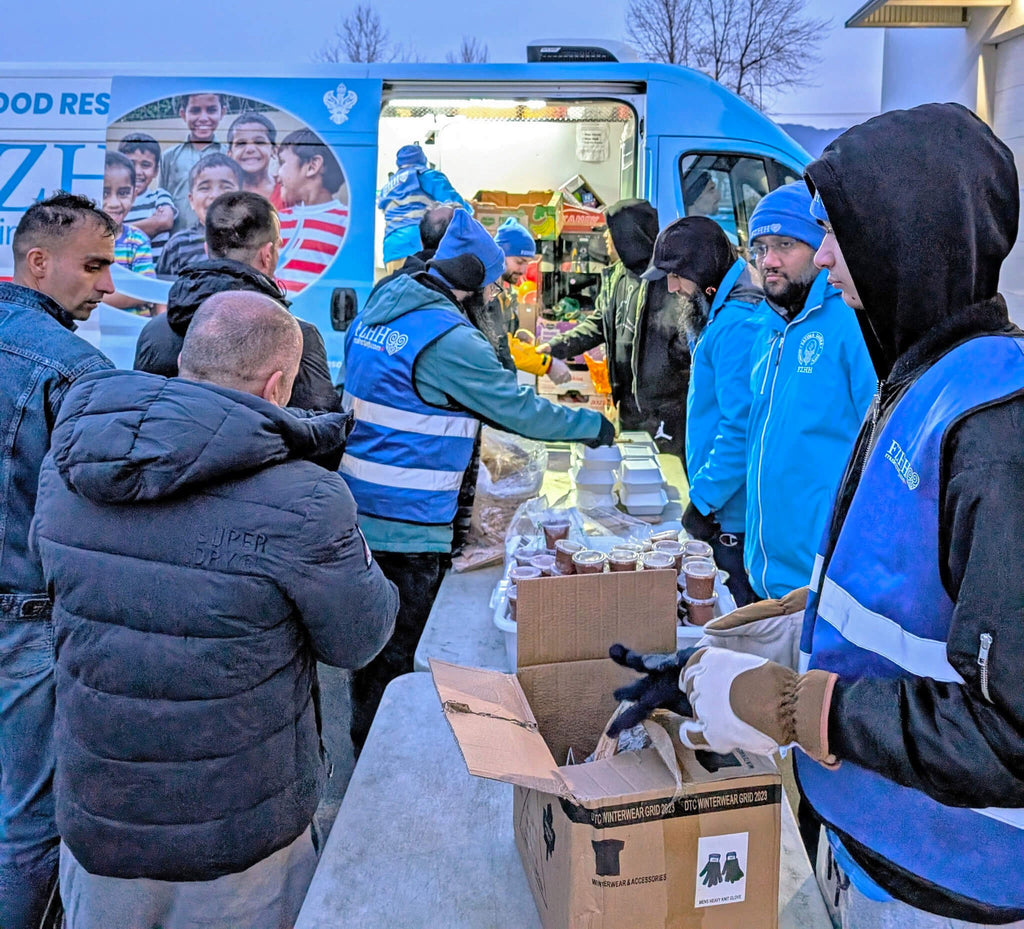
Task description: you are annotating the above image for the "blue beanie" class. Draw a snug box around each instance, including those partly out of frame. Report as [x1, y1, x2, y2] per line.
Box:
[396, 144, 427, 168]
[433, 209, 506, 287]
[494, 218, 536, 258]
[748, 181, 824, 249]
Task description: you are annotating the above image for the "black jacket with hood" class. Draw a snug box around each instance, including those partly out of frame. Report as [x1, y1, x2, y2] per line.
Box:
[31, 370, 398, 880]
[134, 259, 341, 412]
[547, 199, 691, 453]
[803, 102, 1024, 922]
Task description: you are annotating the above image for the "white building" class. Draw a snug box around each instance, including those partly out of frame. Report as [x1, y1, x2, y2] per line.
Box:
[848, 0, 1024, 316]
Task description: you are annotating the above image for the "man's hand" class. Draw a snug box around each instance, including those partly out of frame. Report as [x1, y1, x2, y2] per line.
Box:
[682, 501, 718, 542]
[583, 416, 616, 448]
[698, 588, 807, 669]
[679, 647, 838, 764]
[605, 644, 699, 737]
[547, 357, 573, 385]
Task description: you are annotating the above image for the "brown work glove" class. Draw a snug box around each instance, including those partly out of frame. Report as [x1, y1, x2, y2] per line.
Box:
[679, 647, 839, 767]
[698, 588, 808, 670]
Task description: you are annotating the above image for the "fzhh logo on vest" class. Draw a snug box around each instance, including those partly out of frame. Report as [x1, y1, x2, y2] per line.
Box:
[797, 330, 825, 373]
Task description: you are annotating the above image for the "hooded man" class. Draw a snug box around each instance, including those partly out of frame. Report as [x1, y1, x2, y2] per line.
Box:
[377, 144, 472, 270]
[341, 209, 614, 751]
[743, 182, 875, 599]
[649, 217, 764, 606]
[611, 103, 1024, 928]
[133, 191, 339, 412]
[540, 199, 690, 455]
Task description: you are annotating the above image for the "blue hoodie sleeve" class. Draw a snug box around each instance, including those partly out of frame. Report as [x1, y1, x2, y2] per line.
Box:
[419, 170, 474, 215]
[415, 324, 605, 442]
[688, 312, 760, 515]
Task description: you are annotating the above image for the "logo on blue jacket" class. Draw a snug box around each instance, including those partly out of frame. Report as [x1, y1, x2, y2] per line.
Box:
[797, 331, 825, 373]
[884, 439, 920, 490]
[352, 322, 408, 355]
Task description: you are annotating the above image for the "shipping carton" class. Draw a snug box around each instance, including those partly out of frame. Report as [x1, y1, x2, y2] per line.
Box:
[431, 570, 782, 929]
[473, 189, 565, 240]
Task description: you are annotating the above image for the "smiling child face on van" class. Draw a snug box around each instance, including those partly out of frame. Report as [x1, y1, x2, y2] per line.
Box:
[188, 164, 240, 226]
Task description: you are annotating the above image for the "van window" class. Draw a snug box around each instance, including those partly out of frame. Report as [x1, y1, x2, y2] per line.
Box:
[770, 159, 802, 189]
[679, 153, 770, 251]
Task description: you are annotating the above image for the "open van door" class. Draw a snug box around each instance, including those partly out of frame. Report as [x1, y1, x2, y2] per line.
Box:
[652, 136, 805, 253]
[107, 76, 383, 380]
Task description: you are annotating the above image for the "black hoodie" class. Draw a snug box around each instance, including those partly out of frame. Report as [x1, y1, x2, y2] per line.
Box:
[804, 103, 1024, 922]
[134, 259, 340, 413]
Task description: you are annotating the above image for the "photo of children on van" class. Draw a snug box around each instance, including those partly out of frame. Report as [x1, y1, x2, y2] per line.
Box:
[107, 91, 350, 298]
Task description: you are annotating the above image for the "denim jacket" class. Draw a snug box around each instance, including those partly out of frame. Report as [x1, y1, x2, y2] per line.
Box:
[0, 283, 111, 596]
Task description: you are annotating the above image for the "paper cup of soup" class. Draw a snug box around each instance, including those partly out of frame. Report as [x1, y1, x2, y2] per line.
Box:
[508, 586, 518, 622]
[682, 592, 717, 626]
[542, 520, 571, 548]
[683, 539, 714, 560]
[530, 553, 558, 576]
[510, 565, 542, 584]
[572, 550, 608, 575]
[554, 539, 584, 575]
[640, 551, 675, 571]
[608, 550, 639, 572]
[683, 560, 717, 599]
[652, 540, 685, 571]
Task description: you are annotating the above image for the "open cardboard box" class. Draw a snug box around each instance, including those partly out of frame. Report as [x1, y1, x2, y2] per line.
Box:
[432, 569, 781, 929]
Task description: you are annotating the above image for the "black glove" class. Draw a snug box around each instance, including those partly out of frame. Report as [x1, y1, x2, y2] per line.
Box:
[723, 851, 744, 883]
[700, 853, 724, 887]
[682, 501, 719, 542]
[605, 644, 698, 737]
[584, 416, 616, 448]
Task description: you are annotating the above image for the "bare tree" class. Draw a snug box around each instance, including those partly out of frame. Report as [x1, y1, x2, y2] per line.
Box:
[626, 0, 696, 65]
[626, 0, 829, 108]
[315, 3, 392, 63]
[445, 36, 490, 64]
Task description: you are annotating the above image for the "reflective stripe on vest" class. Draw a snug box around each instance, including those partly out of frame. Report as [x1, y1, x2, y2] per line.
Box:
[797, 334, 1024, 910]
[342, 302, 478, 526]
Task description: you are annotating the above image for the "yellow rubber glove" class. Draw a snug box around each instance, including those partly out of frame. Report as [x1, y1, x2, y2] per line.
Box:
[508, 334, 552, 376]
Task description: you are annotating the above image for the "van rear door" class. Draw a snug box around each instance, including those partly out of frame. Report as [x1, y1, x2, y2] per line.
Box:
[108, 76, 383, 378]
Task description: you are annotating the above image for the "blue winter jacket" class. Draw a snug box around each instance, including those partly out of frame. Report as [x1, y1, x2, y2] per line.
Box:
[32, 370, 398, 880]
[378, 166, 473, 262]
[744, 270, 875, 598]
[0, 282, 111, 597]
[685, 260, 766, 533]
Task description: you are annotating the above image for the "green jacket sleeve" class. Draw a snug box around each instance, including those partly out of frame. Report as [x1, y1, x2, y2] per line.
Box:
[415, 325, 605, 442]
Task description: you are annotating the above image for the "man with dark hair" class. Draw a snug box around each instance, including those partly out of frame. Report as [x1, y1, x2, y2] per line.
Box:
[647, 216, 764, 605]
[135, 190, 339, 411]
[34, 290, 397, 929]
[0, 192, 115, 929]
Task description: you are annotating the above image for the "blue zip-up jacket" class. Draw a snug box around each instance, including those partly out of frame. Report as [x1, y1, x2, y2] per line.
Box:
[343, 273, 606, 553]
[745, 270, 875, 599]
[378, 167, 473, 263]
[685, 259, 765, 533]
[0, 283, 112, 597]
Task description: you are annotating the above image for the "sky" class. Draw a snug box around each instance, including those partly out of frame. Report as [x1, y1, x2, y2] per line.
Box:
[3, 0, 883, 128]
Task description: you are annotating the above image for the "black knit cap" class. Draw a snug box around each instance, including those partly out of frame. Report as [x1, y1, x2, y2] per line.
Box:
[642, 216, 737, 294]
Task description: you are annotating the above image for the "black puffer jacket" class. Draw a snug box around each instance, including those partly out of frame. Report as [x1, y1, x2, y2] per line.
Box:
[804, 103, 1024, 922]
[134, 259, 341, 412]
[32, 370, 398, 881]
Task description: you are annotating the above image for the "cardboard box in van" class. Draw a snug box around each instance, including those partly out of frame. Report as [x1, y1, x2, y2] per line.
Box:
[431, 569, 782, 929]
[473, 189, 565, 240]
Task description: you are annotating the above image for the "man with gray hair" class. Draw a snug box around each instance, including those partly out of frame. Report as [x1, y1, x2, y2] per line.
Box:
[32, 290, 398, 928]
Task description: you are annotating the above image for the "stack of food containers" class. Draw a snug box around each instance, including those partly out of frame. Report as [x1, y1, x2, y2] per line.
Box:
[617, 453, 668, 516]
[569, 443, 621, 507]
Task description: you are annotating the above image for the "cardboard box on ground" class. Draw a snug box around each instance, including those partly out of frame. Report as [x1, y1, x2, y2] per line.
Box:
[431, 569, 782, 929]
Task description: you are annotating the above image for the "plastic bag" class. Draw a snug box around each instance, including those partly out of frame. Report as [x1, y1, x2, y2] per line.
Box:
[451, 429, 548, 572]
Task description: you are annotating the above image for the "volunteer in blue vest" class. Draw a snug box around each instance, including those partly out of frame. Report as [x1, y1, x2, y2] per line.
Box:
[342, 209, 614, 751]
[744, 182, 875, 600]
[377, 144, 472, 271]
[609, 103, 1024, 927]
[646, 216, 764, 606]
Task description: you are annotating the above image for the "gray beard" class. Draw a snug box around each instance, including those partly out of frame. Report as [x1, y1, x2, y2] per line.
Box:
[680, 290, 711, 343]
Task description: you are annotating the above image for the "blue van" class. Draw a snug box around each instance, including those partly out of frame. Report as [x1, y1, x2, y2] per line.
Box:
[0, 54, 808, 373]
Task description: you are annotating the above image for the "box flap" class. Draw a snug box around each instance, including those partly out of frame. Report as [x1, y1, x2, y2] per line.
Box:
[515, 570, 677, 668]
[429, 659, 568, 796]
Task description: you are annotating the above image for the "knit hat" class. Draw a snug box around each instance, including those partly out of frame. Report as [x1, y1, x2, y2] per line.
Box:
[494, 218, 537, 258]
[431, 209, 506, 287]
[396, 144, 428, 168]
[748, 181, 824, 249]
[642, 216, 736, 294]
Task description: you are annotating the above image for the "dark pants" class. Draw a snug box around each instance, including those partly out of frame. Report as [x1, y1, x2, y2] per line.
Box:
[350, 552, 449, 754]
[709, 530, 757, 607]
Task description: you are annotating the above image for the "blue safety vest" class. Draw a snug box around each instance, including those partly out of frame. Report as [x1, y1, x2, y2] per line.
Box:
[341, 305, 479, 526]
[797, 334, 1024, 910]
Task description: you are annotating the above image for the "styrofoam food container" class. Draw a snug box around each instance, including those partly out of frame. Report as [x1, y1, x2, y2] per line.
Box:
[619, 458, 664, 485]
[618, 430, 656, 448]
[572, 443, 622, 466]
[618, 485, 669, 515]
[620, 443, 658, 460]
[570, 465, 616, 489]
